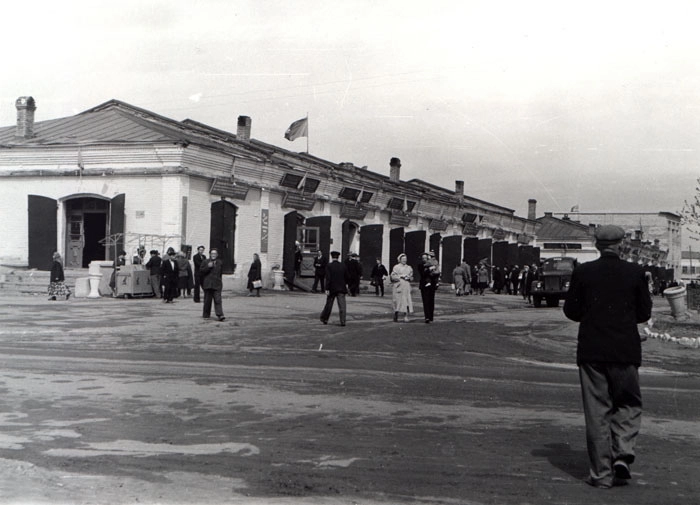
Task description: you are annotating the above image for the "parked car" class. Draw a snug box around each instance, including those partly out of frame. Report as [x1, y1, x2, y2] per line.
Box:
[531, 256, 578, 307]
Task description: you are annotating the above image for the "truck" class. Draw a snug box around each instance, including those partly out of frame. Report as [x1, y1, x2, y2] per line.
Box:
[531, 256, 578, 308]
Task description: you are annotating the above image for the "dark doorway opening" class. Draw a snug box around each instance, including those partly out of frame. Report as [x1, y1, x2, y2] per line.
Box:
[210, 200, 237, 274]
[83, 213, 108, 267]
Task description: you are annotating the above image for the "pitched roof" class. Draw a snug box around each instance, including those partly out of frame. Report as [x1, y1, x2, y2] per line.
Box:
[536, 215, 594, 241]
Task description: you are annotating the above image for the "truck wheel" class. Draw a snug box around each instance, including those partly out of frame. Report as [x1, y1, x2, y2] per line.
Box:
[533, 296, 542, 308]
[546, 297, 559, 307]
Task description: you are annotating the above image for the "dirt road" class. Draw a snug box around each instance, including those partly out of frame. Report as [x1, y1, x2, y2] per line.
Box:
[0, 290, 697, 504]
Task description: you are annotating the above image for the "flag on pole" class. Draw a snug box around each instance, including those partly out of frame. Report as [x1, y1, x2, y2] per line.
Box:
[284, 117, 308, 141]
[570, 204, 579, 212]
[298, 172, 307, 192]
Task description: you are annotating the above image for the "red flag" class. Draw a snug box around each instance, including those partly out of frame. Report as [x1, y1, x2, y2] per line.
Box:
[284, 117, 308, 141]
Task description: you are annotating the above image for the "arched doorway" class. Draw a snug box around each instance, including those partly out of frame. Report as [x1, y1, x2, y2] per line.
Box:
[210, 200, 237, 274]
[341, 220, 360, 260]
[60, 194, 121, 269]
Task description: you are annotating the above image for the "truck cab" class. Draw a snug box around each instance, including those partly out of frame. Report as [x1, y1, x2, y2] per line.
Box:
[531, 256, 578, 307]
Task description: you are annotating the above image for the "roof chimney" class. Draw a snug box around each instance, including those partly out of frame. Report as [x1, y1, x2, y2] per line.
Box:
[389, 157, 401, 182]
[237, 115, 251, 141]
[527, 199, 537, 220]
[455, 180, 464, 199]
[15, 96, 36, 139]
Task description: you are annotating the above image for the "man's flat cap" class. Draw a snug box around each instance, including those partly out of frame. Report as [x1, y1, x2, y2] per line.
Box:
[594, 225, 625, 245]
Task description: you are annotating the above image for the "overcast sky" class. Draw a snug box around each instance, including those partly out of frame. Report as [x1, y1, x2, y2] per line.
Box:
[2, 0, 700, 219]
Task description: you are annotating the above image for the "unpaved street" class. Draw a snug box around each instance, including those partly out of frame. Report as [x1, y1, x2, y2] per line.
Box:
[0, 291, 698, 504]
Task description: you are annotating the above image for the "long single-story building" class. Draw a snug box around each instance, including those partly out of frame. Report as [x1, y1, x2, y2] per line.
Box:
[0, 96, 539, 290]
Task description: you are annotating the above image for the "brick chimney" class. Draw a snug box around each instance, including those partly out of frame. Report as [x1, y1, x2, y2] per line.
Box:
[527, 199, 537, 220]
[15, 96, 36, 139]
[389, 157, 401, 182]
[455, 180, 464, 199]
[237, 115, 251, 140]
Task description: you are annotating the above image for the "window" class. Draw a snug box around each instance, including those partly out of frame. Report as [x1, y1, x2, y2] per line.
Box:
[280, 173, 303, 189]
[339, 187, 361, 201]
[387, 197, 416, 212]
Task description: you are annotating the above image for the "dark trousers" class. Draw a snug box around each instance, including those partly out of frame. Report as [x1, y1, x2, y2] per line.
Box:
[420, 287, 436, 321]
[163, 279, 177, 301]
[203, 288, 223, 318]
[579, 362, 642, 487]
[348, 280, 360, 296]
[312, 273, 325, 292]
[150, 274, 161, 297]
[320, 292, 346, 324]
[193, 274, 202, 302]
[374, 279, 385, 296]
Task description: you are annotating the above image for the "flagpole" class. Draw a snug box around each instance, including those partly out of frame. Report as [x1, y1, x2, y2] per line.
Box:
[306, 112, 309, 154]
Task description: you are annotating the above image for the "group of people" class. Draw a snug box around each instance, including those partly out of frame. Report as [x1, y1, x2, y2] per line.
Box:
[451, 261, 541, 302]
[319, 250, 441, 326]
[311, 251, 363, 296]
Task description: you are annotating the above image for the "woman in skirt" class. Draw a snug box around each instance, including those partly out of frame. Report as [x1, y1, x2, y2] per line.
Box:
[48, 252, 71, 301]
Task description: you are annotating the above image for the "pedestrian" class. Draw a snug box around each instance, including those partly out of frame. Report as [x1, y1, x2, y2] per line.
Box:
[145, 250, 162, 298]
[471, 265, 480, 294]
[563, 225, 652, 489]
[492, 266, 503, 294]
[370, 257, 389, 297]
[132, 247, 146, 265]
[504, 266, 512, 295]
[192, 245, 206, 303]
[477, 263, 490, 295]
[175, 251, 193, 298]
[160, 247, 179, 303]
[311, 250, 327, 293]
[48, 251, 71, 301]
[294, 241, 303, 277]
[511, 264, 520, 295]
[461, 259, 472, 295]
[419, 252, 439, 323]
[390, 253, 414, 322]
[200, 248, 225, 321]
[247, 252, 262, 297]
[345, 253, 362, 296]
[452, 263, 468, 296]
[109, 250, 127, 297]
[520, 265, 531, 303]
[320, 251, 349, 326]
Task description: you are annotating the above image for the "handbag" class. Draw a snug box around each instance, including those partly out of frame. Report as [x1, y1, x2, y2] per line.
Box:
[253, 279, 262, 289]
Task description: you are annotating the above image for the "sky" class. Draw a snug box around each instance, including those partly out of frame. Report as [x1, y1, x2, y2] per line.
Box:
[2, 0, 700, 221]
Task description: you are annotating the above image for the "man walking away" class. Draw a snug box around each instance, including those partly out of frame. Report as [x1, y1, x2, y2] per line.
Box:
[200, 248, 226, 321]
[320, 251, 349, 326]
[564, 225, 652, 489]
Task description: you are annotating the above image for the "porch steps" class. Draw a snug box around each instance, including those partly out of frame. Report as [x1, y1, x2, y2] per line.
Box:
[0, 269, 85, 297]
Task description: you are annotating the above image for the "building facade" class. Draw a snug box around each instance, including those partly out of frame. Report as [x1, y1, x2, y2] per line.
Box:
[549, 211, 680, 275]
[0, 97, 539, 290]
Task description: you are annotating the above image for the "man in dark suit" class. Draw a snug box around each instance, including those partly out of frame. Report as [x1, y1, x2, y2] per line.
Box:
[160, 248, 179, 303]
[200, 248, 225, 321]
[192, 245, 207, 303]
[311, 250, 328, 293]
[564, 225, 652, 489]
[320, 251, 349, 326]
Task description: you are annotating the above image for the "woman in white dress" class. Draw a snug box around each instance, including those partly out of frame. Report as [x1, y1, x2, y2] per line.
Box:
[391, 253, 414, 322]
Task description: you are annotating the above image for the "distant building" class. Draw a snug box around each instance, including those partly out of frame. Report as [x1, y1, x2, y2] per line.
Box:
[680, 249, 700, 283]
[533, 212, 598, 263]
[551, 210, 681, 278]
[0, 97, 539, 290]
